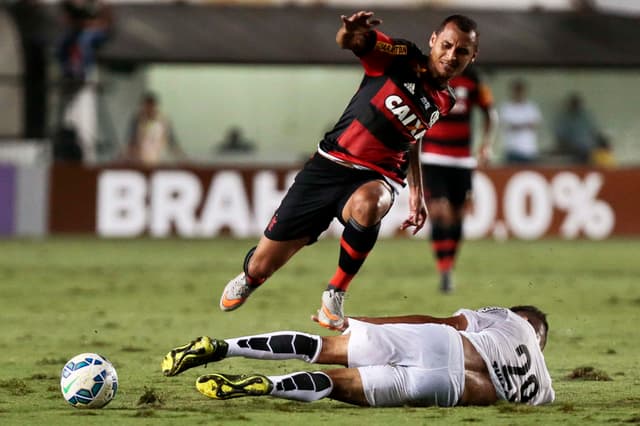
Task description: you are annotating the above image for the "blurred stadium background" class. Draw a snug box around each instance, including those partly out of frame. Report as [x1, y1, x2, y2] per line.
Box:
[1, 2, 640, 424]
[1, 0, 640, 239]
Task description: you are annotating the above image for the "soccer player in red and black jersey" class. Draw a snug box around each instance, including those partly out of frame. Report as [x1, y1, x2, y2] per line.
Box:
[421, 66, 497, 293]
[219, 11, 480, 329]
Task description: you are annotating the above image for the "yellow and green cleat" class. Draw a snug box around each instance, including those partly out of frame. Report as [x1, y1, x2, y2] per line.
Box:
[162, 336, 228, 376]
[196, 373, 273, 400]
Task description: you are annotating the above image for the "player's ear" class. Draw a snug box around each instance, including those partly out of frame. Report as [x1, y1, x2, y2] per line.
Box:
[538, 326, 548, 351]
[429, 31, 437, 49]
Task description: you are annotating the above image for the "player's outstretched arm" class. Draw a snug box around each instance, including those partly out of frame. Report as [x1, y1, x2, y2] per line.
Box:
[400, 143, 428, 234]
[347, 314, 468, 330]
[336, 11, 381, 51]
[312, 313, 468, 331]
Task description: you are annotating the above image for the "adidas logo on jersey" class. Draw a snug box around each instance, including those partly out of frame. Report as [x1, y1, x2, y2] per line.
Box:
[404, 82, 415, 94]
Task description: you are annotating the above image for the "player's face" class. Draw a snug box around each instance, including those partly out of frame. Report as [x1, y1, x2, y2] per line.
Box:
[428, 23, 477, 81]
[143, 100, 158, 118]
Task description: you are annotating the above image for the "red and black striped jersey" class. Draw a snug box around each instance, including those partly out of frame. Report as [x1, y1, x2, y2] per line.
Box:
[319, 30, 455, 185]
[421, 66, 494, 168]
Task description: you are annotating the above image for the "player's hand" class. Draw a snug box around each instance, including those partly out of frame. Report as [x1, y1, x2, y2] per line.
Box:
[340, 11, 382, 34]
[400, 208, 427, 234]
[311, 314, 349, 332]
[400, 197, 428, 234]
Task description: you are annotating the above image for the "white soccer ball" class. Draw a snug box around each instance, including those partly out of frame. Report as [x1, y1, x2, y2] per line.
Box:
[60, 353, 118, 408]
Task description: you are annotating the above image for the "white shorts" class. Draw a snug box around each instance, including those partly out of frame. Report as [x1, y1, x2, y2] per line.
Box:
[345, 320, 465, 407]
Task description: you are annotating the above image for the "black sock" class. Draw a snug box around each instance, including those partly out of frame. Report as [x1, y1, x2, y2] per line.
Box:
[328, 218, 379, 292]
[243, 246, 265, 286]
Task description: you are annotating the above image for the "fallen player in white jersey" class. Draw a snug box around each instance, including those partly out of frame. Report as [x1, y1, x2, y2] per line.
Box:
[162, 305, 555, 407]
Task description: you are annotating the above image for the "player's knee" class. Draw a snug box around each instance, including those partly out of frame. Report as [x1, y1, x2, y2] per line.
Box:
[349, 194, 391, 226]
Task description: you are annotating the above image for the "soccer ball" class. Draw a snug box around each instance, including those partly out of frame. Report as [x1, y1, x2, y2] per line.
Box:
[60, 353, 118, 408]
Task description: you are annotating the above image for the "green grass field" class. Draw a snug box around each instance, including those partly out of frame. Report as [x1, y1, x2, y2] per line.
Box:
[1, 237, 639, 425]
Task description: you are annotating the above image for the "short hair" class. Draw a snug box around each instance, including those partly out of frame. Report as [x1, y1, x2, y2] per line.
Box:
[436, 15, 479, 47]
[510, 305, 549, 347]
[437, 15, 477, 34]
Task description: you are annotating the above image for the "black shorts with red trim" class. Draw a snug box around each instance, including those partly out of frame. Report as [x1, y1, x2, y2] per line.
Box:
[264, 153, 389, 244]
[421, 164, 472, 208]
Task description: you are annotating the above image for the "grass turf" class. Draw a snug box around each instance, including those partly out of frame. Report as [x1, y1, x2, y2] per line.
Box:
[0, 237, 639, 425]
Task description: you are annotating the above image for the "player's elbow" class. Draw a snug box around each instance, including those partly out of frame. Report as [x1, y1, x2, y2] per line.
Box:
[453, 315, 468, 330]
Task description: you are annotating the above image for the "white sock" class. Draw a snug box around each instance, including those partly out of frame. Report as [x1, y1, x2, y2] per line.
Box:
[267, 371, 333, 402]
[226, 331, 322, 362]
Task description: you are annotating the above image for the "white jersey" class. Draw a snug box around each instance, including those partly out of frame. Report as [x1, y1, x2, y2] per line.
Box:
[499, 101, 542, 158]
[455, 307, 555, 405]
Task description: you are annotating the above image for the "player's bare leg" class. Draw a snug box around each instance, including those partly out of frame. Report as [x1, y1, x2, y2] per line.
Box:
[318, 180, 393, 330]
[324, 368, 369, 406]
[249, 236, 310, 279]
[220, 236, 308, 311]
[315, 334, 349, 365]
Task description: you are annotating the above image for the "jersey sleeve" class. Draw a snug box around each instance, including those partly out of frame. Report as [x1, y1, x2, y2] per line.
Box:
[358, 30, 418, 77]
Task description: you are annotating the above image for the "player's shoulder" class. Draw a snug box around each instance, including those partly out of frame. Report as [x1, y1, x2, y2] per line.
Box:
[454, 306, 512, 332]
[378, 37, 424, 58]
